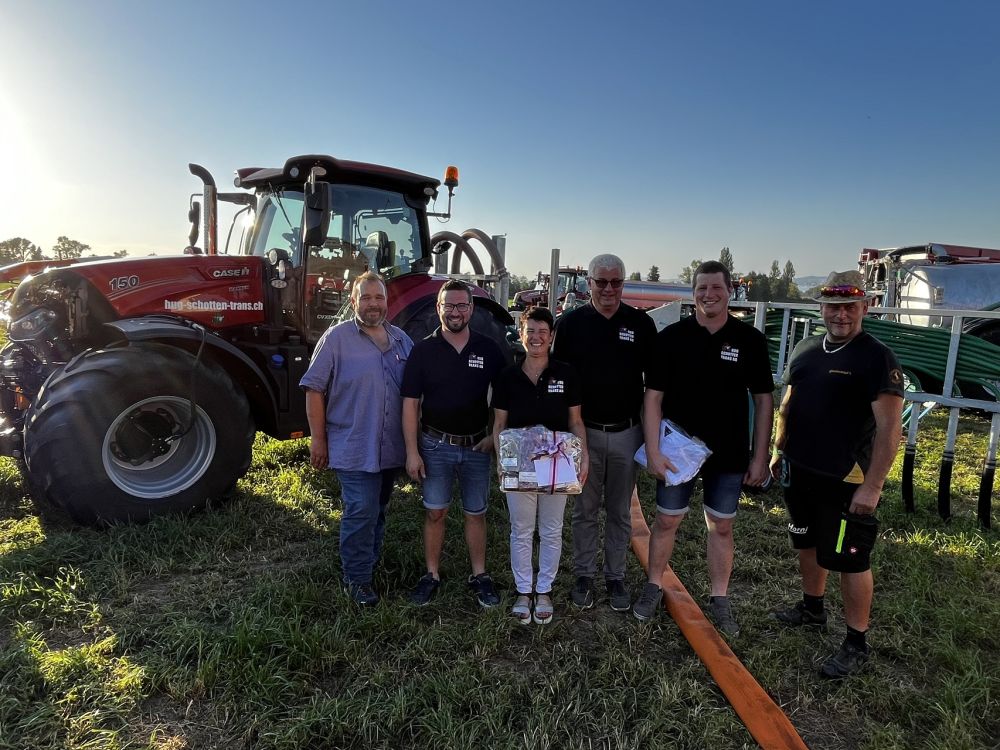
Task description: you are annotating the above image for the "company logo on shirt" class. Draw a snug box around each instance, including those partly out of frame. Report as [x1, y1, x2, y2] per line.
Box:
[619, 327, 635, 343]
[720, 344, 739, 362]
[788, 523, 808, 535]
[547, 379, 565, 393]
[468, 354, 485, 369]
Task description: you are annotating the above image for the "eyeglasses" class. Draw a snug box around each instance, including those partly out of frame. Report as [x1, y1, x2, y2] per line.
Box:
[589, 278, 624, 289]
[819, 285, 865, 298]
[440, 302, 471, 312]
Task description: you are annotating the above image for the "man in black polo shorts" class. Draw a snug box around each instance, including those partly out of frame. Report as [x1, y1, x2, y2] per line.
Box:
[402, 280, 506, 608]
[633, 261, 774, 636]
[769, 270, 904, 679]
[553, 253, 656, 611]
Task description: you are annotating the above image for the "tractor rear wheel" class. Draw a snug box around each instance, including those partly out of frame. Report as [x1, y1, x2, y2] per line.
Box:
[23, 343, 255, 525]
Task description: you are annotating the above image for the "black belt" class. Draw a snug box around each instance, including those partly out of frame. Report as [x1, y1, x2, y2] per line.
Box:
[584, 416, 640, 433]
[422, 426, 489, 447]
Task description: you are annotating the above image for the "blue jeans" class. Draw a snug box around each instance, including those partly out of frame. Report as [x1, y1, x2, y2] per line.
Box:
[419, 433, 491, 514]
[656, 470, 743, 519]
[336, 469, 398, 585]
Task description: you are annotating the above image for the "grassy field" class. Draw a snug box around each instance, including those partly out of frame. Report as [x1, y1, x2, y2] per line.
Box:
[1, 411, 998, 749]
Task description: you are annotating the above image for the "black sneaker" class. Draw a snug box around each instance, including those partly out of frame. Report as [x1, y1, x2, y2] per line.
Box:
[820, 640, 871, 679]
[346, 582, 379, 606]
[571, 576, 595, 609]
[632, 582, 663, 621]
[408, 572, 440, 606]
[468, 572, 500, 608]
[709, 596, 740, 636]
[607, 579, 631, 612]
[772, 600, 828, 627]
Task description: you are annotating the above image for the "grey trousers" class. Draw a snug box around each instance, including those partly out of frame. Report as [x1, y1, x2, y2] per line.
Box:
[572, 424, 643, 581]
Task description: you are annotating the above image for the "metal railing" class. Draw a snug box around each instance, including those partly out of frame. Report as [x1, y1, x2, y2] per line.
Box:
[741, 301, 1000, 528]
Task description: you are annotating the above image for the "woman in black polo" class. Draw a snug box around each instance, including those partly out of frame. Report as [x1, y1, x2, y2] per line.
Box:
[492, 307, 588, 624]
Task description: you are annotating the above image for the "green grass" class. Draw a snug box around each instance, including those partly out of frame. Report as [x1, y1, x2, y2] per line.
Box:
[1, 413, 999, 749]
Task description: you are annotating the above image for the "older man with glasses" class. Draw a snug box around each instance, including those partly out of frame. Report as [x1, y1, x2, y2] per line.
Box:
[402, 280, 507, 608]
[553, 253, 657, 611]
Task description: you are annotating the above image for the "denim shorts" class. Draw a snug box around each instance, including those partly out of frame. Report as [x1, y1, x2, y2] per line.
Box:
[655, 470, 744, 519]
[419, 432, 491, 515]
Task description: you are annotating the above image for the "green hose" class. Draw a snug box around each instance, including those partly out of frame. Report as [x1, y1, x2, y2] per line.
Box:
[761, 310, 1000, 403]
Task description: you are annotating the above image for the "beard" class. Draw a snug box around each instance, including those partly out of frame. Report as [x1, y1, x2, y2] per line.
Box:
[443, 315, 469, 334]
[357, 308, 386, 328]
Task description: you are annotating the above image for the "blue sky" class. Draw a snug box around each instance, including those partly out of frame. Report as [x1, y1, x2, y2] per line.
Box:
[1, 1, 998, 279]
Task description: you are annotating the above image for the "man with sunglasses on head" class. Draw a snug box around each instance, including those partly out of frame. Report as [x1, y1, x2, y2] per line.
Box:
[401, 280, 506, 608]
[770, 270, 904, 679]
[553, 254, 657, 611]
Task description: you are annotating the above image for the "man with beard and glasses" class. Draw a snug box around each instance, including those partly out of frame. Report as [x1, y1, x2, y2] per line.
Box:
[770, 270, 904, 679]
[300, 272, 413, 606]
[401, 280, 506, 608]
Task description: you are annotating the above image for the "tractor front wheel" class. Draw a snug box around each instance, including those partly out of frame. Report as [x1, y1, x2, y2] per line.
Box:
[23, 343, 255, 525]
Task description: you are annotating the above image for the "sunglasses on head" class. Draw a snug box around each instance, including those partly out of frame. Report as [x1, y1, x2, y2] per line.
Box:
[820, 285, 866, 298]
[589, 277, 624, 289]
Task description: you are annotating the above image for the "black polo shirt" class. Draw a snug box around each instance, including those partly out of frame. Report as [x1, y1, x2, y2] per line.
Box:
[647, 314, 774, 473]
[491, 359, 582, 432]
[783, 332, 903, 482]
[400, 327, 505, 435]
[552, 302, 656, 424]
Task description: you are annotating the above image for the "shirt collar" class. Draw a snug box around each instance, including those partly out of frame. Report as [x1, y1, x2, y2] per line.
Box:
[352, 318, 404, 344]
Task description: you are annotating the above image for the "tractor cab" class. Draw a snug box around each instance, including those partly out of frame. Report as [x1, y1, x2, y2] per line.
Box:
[245, 182, 427, 343]
[191, 155, 452, 345]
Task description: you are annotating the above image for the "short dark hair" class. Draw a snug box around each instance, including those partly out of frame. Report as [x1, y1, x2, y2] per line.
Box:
[520, 305, 554, 332]
[692, 260, 733, 290]
[437, 279, 473, 304]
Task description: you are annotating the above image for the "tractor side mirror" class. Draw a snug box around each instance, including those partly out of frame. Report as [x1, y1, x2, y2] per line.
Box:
[300, 173, 331, 255]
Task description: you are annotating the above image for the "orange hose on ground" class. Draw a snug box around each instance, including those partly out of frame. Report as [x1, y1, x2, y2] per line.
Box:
[629, 491, 809, 750]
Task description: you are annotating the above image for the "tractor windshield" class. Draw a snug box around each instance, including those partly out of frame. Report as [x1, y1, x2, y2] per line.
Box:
[250, 185, 423, 279]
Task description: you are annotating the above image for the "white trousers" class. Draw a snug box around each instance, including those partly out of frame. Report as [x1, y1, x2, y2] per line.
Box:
[506, 491, 568, 595]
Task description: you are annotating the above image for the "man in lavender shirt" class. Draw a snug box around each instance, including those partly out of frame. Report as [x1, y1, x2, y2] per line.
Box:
[300, 271, 413, 605]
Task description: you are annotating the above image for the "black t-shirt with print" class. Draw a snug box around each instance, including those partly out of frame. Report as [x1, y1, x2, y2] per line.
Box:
[552, 302, 656, 424]
[491, 359, 582, 432]
[647, 315, 774, 472]
[783, 332, 904, 481]
[401, 328, 505, 435]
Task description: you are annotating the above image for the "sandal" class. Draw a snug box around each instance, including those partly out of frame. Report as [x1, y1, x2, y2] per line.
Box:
[511, 593, 532, 625]
[533, 592, 554, 625]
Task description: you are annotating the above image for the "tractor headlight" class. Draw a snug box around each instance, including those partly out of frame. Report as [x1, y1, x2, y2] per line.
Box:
[8, 307, 58, 341]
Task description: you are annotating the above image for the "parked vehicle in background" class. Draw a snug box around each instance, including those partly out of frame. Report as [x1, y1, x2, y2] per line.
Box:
[510, 266, 691, 312]
[859, 242, 1000, 346]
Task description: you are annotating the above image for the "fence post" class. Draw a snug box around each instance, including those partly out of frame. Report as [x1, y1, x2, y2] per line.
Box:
[979, 413, 1000, 529]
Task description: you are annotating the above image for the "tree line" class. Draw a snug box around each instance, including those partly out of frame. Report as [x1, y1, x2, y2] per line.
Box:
[0, 237, 128, 264]
[679, 247, 801, 302]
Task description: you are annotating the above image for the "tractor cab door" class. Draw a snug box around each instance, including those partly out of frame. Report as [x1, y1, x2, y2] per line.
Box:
[250, 184, 426, 345]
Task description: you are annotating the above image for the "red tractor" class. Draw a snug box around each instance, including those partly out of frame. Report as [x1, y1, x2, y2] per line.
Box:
[0, 154, 512, 524]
